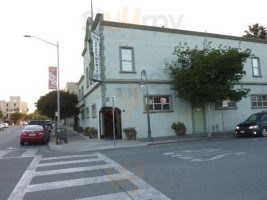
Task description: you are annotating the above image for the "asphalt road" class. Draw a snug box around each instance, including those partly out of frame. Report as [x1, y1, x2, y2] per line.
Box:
[1, 126, 267, 200]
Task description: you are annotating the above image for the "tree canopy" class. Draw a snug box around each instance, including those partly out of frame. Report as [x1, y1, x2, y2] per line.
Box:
[36, 90, 79, 119]
[243, 23, 267, 39]
[12, 112, 27, 124]
[0, 110, 3, 120]
[165, 42, 252, 104]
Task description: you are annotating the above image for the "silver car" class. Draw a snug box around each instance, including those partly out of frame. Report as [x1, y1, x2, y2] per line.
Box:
[2, 123, 9, 128]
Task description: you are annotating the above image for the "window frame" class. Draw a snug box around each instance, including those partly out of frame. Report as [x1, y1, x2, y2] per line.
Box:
[251, 94, 267, 108]
[91, 104, 97, 118]
[143, 95, 172, 112]
[86, 67, 89, 88]
[215, 100, 237, 110]
[119, 46, 135, 73]
[251, 57, 262, 77]
[81, 108, 85, 119]
[86, 107, 90, 119]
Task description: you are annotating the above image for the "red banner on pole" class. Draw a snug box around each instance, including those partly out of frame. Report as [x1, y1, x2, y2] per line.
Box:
[49, 66, 57, 89]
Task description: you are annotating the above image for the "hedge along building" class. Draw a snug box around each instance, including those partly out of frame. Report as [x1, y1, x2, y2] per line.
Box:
[78, 13, 267, 139]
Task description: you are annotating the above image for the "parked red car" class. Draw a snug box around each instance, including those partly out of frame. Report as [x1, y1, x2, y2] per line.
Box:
[20, 125, 50, 145]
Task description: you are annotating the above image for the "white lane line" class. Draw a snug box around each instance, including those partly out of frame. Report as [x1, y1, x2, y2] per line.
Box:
[26, 174, 127, 192]
[0, 150, 10, 158]
[172, 151, 232, 159]
[96, 153, 171, 200]
[33, 164, 114, 176]
[8, 155, 42, 200]
[38, 158, 102, 167]
[21, 149, 38, 157]
[41, 154, 97, 161]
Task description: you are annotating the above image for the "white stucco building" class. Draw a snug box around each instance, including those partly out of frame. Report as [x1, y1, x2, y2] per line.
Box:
[77, 13, 267, 139]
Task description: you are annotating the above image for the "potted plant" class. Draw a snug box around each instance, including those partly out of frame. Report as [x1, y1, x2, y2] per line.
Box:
[84, 127, 97, 138]
[171, 121, 186, 136]
[123, 127, 137, 140]
[84, 127, 90, 136]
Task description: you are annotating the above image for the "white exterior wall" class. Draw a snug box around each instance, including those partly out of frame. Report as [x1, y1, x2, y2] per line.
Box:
[104, 83, 192, 138]
[102, 24, 267, 135]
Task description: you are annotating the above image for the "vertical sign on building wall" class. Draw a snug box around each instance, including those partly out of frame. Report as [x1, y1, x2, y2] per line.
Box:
[48, 66, 57, 89]
[88, 32, 101, 82]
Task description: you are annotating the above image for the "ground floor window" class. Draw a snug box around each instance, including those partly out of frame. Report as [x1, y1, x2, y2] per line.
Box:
[92, 104, 97, 118]
[86, 107, 90, 118]
[215, 100, 237, 109]
[81, 108, 85, 119]
[145, 95, 171, 112]
[251, 95, 267, 108]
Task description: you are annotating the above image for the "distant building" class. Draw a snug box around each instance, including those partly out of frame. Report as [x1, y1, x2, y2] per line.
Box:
[64, 82, 79, 96]
[0, 96, 28, 123]
[64, 82, 79, 127]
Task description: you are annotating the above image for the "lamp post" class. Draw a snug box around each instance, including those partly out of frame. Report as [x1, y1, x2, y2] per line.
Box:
[24, 35, 60, 128]
[139, 70, 153, 142]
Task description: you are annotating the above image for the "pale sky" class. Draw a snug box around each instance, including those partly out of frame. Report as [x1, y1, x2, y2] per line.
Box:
[0, 0, 266, 113]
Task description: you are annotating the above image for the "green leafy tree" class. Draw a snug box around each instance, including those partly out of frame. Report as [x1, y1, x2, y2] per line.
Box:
[36, 90, 80, 119]
[243, 23, 267, 39]
[0, 110, 3, 121]
[12, 112, 26, 124]
[166, 42, 252, 136]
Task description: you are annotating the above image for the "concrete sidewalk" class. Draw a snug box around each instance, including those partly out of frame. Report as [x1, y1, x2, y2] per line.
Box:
[48, 127, 234, 152]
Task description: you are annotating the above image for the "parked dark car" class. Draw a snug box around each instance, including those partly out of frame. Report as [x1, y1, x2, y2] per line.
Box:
[20, 125, 50, 145]
[235, 111, 267, 137]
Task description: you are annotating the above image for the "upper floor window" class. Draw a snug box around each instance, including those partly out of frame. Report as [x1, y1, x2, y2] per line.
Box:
[143, 95, 172, 112]
[86, 67, 89, 88]
[251, 57, 261, 77]
[120, 47, 135, 72]
[251, 95, 267, 108]
[81, 86, 84, 100]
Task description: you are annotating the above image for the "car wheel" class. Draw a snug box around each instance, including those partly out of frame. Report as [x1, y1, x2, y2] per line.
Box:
[20, 141, 25, 146]
[260, 127, 267, 137]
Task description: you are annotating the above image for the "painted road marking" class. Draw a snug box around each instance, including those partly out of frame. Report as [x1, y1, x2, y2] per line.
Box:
[0, 149, 38, 159]
[0, 150, 10, 158]
[8, 153, 170, 200]
[163, 148, 245, 162]
[21, 149, 38, 157]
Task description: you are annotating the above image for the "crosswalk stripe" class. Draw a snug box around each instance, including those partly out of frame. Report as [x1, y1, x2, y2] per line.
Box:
[8, 155, 42, 200]
[33, 164, 114, 176]
[0, 150, 10, 158]
[41, 154, 97, 161]
[9, 152, 171, 200]
[38, 158, 102, 167]
[25, 174, 127, 192]
[21, 149, 38, 157]
[96, 153, 171, 200]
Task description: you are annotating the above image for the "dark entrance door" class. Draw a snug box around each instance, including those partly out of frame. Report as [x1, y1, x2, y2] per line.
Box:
[99, 107, 122, 139]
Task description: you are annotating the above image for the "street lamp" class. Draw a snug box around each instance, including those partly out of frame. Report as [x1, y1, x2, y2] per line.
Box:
[24, 35, 60, 128]
[139, 70, 153, 142]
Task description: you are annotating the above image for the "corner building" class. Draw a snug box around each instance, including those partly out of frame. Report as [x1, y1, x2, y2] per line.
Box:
[77, 13, 267, 139]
